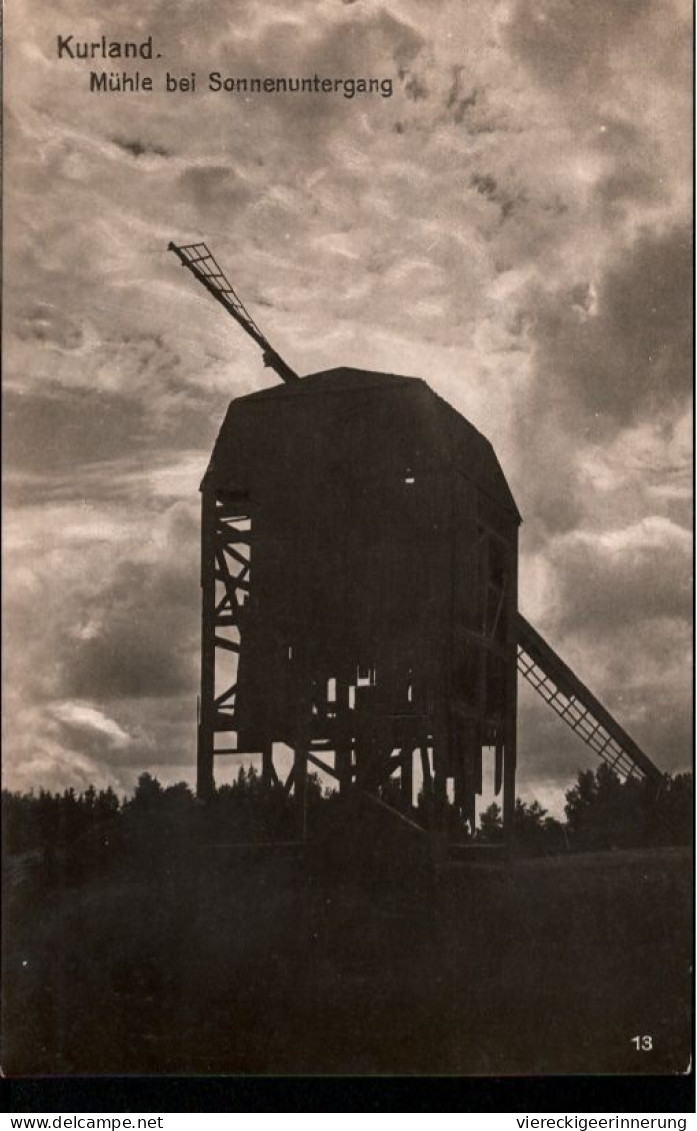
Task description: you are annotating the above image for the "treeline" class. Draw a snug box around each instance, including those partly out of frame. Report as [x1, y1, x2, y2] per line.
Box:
[1, 770, 325, 860]
[477, 764, 692, 853]
[2, 763, 691, 862]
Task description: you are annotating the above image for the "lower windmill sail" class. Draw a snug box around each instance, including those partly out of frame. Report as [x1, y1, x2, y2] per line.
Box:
[516, 613, 662, 786]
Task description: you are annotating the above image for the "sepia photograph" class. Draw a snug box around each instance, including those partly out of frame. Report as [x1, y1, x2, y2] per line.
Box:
[2, 0, 693, 1084]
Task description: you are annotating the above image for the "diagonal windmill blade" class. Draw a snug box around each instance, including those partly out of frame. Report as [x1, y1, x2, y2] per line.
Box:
[516, 613, 663, 788]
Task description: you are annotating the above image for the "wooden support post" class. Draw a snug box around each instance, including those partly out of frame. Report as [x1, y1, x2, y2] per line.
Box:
[294, 692, 310, 841]
[494, 731, 504, 796]
[433, 709, 449, 832]
[261, 742, 274, 792]
[474, 731, 483, 795]
[198, 490, 216, 801]
[401, 746, 413, 806]
[335, 679, 352, 795]
[503, 529, 519, 843]
[461, 721, 477, 835]
[453, 746, 465, 812]
[419, 744, 433, 826]
[294, 740, 308, 842]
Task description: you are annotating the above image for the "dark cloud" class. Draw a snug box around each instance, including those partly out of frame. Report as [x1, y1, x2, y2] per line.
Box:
[445, 69, 479, 123]
[4, 382, 218, 487]
[4, 385, 152, 472]
[55, 506, 199, 700]
[63, 622, 196, 701]
[591, 117, 661, 216]
[438, 72, 506, 134]
[4, 324, 232, 488]
[533, 224, 692, 430]
[177, 165, 254, 217]
[470, 172, 522, 220]
[403, 73, 429, 101]
[505, 0, 652, 92]
[112, 137, 172, 159]
[15, 303, 83, 349]
[511, 223, 692, 554]
[551, 525, 691, 636]
[4, 496, 201, 790]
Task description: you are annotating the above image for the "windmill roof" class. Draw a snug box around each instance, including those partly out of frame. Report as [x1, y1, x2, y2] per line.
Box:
[204, 367, 520, 520]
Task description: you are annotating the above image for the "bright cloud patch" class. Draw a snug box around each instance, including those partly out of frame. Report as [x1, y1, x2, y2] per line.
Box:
[52, 702, 132, 748]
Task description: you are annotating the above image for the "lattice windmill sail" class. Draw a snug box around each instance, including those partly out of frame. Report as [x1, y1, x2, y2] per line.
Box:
[516, 614, 662, 786]
[170, 238, 664, 842]
[169, 241, 299, 384]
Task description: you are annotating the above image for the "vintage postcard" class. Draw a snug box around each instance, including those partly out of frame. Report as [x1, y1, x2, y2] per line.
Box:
[2, 0, 692, 1081]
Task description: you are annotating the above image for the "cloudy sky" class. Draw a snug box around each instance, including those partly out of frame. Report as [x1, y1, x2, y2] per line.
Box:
[4, 0, 692, 812]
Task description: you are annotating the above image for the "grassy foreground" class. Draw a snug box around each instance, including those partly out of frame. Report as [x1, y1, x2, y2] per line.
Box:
[3, 831, 691, 1076]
